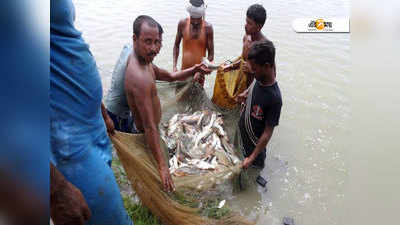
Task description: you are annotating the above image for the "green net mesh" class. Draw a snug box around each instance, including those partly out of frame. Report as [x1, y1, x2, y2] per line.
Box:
[110, 78, 254, 225]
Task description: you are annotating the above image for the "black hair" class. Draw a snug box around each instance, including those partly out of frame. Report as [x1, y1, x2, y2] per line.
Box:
[247, 40, 275, 66]
[133, 15, 163, 37]
[246, 4, 267, 27]
[190, 0, 204, 7]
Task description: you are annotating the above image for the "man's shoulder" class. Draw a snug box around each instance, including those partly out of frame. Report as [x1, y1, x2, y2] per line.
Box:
[204, 21, 213, 29]
[268, 83, 282, 105]
[243, 34, 249, 42]
[178, 18, 187, 27]
[255, 82, 282, 104]
[125, 62, 153, 90]
[260, 34, 271, 43]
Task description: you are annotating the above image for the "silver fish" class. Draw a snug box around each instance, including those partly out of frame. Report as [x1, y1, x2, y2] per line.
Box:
[202, 58, 220, 71]
[161, 110, 241, 177]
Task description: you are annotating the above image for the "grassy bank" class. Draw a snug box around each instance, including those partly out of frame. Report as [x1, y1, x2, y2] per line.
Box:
[123, 196, 162, 225]
[112, 154, 162, 225]
[111, 152, 233, 224]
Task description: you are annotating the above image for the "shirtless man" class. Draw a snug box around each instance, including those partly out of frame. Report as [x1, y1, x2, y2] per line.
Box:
[173, 0, 214, 86]
[125, 15, 211, 192]
[223, 4, 270, 87]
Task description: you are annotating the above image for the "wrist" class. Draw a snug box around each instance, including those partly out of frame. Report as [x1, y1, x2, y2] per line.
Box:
[192, 66, 198, 74]
[158, 161, 168, 171]
[248, 154, 256, 161]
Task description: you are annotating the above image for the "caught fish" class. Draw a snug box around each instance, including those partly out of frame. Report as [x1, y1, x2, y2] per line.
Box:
[202, 58, 220, 71]
[161, 110, 241, 177]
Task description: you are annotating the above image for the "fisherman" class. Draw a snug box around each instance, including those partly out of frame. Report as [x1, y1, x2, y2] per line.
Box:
[236, 40, 282, 169]
[50, 0, 133, 224]
[173, 0, 214, 87]
[212, 4, 270, 109]
[232, 4, 270, 86]
[115, 15, 211, 192]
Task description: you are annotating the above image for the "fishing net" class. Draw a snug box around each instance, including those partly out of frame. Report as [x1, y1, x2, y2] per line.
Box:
[109, 45, 254, 225]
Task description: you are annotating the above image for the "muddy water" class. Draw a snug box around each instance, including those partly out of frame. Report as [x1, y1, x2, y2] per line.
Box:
[73, 0, 350, 224]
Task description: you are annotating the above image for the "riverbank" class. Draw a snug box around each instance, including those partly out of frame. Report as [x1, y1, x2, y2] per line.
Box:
[112, 152, 162, 225]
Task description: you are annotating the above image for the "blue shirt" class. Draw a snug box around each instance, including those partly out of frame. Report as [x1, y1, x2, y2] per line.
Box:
[50, 0, 111, 165]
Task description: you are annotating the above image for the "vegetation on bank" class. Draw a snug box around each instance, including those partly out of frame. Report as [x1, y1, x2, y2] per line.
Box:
[112, 155, 162, 225]
[112, 153, 233, 225]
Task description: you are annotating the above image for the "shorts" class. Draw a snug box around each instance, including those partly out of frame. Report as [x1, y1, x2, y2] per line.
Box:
[107, 110, 138, 134]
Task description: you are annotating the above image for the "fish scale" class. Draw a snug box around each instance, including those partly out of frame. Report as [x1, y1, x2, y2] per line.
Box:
[161, 110, 241, 177]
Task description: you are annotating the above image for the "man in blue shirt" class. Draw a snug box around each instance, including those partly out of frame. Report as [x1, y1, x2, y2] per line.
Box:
[50, 0, 133, 224]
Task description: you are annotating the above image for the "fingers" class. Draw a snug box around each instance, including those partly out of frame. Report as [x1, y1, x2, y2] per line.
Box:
[200, 66, 211, 74]
[163, 178, 168, 192]
[165, 179, 174, 193]
[168, 174, 175, 192]
[108, 127, 115, 135]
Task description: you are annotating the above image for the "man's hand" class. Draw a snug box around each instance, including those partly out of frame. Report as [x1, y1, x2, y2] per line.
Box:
[193, 72, 205, 86]
[105, 116, 115, 135]
[101, 103, 115, 135]
[222, 60, 241, 72]
[242, 61, 253, 75]
[173, 66, 178, 72]
[235, 89, 249, 104]
[159, 165, 175, 193]
[194, 63, 212, 75]
[221, 63, 232, 72]
[241, 157, 254, 169]
[51, 180, 91, 225]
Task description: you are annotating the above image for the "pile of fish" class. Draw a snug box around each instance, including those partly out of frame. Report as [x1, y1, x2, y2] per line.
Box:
[161, 110, 240, 177]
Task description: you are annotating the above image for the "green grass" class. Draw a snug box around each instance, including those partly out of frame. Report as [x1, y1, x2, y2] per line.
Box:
[113, 152, 232, 224]
[113, 153, 162, 225]
[201, 199, 231, 219]
[172, 191, 232, 219]
[123, 196, 162, 225]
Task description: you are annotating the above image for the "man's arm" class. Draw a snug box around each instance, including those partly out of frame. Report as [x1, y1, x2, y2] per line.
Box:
[206, 24, 214, 62]
[153, 63, 211, 82]
[101, 102, 115, 134]
[173, 20, 184, 72]
[50, 163, 91, 225]
[242, 125, 274, 169]
[125, 74, 175, 192]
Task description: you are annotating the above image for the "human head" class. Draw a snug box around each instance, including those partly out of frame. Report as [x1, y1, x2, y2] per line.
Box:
[187, 0, 205, 27]
[133, 15, 163, 64]
[245, 4, 266, 35]
[247, 40, 275, 81]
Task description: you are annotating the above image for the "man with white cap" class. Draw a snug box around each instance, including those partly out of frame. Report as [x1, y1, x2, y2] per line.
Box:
[173, 0, 214, 87]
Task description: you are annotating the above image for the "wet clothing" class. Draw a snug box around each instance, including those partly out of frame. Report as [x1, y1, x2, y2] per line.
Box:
[107, 110, 138, 134]
[238, 81, 282, 168]
[103, 44, 139, 134]
[104, 44, 132, 119]
[50, 0, 133, 224]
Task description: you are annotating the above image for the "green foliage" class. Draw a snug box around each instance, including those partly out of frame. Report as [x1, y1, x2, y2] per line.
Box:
[201, 199, 231, 219]
[123, 196, 162, 225]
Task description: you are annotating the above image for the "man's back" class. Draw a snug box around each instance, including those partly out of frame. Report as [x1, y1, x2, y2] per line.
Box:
[50, 0, 109, 163]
